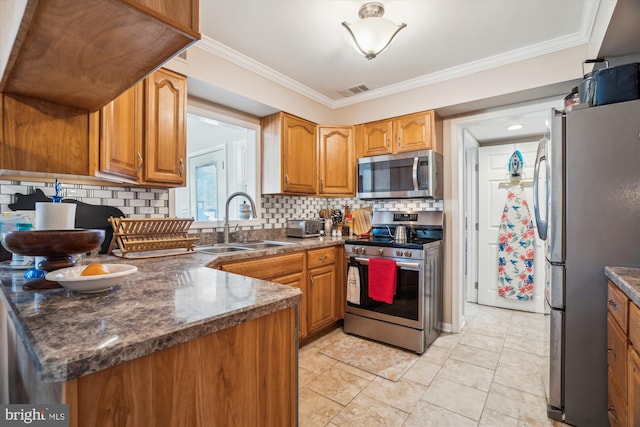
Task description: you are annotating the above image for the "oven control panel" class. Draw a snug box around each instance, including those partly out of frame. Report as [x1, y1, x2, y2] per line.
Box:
[345, 245, 423, 260]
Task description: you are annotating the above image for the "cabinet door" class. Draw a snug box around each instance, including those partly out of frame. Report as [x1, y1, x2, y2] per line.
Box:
[1, 93, 91, 175]
[318, 126, 355, 195]
[629, 347, 640, 427]
[282, 114, 317, 194]
[218, 252, 304, 279]
[394, 111, 433, 153]
[362, 120, 393, 156]
[273, 272, 307, 339]
[99, 82, 143, 181]
[607, 313, 628, 400]
[144, 69, 187, 185]
[308, 264, 337, 333]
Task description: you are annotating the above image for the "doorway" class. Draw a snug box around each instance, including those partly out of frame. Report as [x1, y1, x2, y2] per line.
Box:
[449, 97, 563, 331]
[477, 141, 545, 313]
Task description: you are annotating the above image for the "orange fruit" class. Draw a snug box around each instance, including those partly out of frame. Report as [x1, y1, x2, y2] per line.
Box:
[81, 263, 110, 276]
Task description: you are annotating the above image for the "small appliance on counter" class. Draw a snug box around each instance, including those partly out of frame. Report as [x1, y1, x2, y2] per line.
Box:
[286, 219, 322, 238]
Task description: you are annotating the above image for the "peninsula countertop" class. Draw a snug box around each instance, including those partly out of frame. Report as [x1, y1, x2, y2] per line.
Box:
[605, 266, 640, 307]
[0, 237, 344, 383]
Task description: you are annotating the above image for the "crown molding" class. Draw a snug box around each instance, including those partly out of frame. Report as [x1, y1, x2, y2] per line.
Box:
[195, 1, 599, 110]
[196, 35, 336, 107]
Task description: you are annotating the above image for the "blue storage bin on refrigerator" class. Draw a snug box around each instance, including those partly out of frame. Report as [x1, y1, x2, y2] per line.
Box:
[592, 63, 640, 106]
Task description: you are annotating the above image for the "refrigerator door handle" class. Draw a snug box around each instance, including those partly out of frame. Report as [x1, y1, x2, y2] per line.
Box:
[533, 138, 548, 240]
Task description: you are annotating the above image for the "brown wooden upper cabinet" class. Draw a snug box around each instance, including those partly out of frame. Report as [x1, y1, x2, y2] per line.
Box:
[318, 126, 355, 196]
[359, 110, 442, 157]
[98, 82, 144, 182]
[262, 112, 318, 195]
[0, 0, 200, 111]
[97, 69, 187, 187]
[0, 93, 93, 176]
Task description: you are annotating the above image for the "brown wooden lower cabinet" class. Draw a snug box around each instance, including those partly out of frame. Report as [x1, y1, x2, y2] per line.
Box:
[629, 303, 640, 427]
[74, 308, 295, 427]
[606, 280, 640, 426]
[3, 303, 296, 427]
[216, 246, 344, 342]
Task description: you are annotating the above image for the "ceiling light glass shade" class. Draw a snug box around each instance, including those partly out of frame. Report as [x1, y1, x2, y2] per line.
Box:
[342, 2, 406, 60]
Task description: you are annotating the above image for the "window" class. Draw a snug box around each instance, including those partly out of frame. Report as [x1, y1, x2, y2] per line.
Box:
[171, 106, 260, 227]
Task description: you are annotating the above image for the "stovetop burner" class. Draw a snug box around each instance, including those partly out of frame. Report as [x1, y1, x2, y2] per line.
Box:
[344, 210, 444, 249]
[345, 235, 441, 249]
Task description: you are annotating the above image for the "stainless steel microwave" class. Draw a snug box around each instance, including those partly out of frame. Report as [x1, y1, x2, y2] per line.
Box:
[357, 150, 443, 199]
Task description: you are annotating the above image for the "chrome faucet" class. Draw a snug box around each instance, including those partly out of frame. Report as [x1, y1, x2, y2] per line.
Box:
[224, 192, 257, 244]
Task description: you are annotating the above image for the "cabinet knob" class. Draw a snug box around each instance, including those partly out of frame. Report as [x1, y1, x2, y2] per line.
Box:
[607, 300, 617, 308]
[318, 255, 328, 261]
[607, 348, 616, 361]
[608, 408, 618, 423]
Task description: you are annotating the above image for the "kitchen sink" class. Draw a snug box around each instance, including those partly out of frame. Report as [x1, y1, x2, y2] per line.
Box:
[195, 245, 250, 255]
[236, 241, 295, 250]
[195, 241, 294, 255]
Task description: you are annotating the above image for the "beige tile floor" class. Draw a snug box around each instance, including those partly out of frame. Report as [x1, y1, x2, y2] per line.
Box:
[298, 303, 570, 427]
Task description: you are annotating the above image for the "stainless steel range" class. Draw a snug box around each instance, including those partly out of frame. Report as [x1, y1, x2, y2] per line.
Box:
[344, 210, 443, 354]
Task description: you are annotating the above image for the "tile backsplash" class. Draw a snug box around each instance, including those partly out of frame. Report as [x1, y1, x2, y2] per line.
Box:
[0, 180, 443, 241]
[0, 180, 169, 217]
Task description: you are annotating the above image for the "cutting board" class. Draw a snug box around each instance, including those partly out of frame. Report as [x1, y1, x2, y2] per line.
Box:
[352, 207, 372, 236]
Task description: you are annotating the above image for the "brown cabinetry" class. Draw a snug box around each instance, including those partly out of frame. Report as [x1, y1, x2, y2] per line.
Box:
[361, 119, 394, 156]
[359, 110, 442, 157]
[142, 68, 187, 186]
[97, 68, 187, 187]
[629, 303, 640, 427]
[215, 246, 344, 342]
[1, 0, 199, 111]
[307, 247, 338, 332]
[606, 281, 640, 426]
[2, 296, 295, 427]
[262, 112, 317, 195]
[318, 126, 355, 196]
[0, 93, 93, 176]
[98, 82, 143, 181]
[0, 68, 186, 187]
[219, 252, 308, 339]
[607, 282, 628, 426]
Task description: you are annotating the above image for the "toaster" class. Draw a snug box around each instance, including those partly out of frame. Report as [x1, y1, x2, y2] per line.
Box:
[286, 219, 322, 238]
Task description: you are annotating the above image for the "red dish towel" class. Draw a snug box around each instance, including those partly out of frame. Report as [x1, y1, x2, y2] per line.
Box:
[368, 258, 397, 304]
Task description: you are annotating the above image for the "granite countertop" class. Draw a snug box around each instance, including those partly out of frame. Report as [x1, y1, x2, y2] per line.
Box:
[605, 266, 640, 307]
[0, 237, 343, 383]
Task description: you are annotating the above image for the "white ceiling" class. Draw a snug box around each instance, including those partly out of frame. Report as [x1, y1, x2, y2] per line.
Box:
[192, 0, 633, 142]
[198, 0, 595, 105]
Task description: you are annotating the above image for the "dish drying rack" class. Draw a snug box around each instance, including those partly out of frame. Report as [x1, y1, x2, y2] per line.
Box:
[108, 217, 199, 258]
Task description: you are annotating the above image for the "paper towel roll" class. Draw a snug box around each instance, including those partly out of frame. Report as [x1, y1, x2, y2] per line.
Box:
[35, 202, 76, 230]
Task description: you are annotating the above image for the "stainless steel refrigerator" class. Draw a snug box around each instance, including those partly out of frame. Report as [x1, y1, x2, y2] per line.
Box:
[533, 99, 640, 426]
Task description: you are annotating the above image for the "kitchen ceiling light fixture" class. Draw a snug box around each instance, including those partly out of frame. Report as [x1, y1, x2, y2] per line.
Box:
[342, 2, 407, 60]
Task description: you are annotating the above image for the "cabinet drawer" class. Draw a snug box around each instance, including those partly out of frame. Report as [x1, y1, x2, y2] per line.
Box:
[607, 313, 628, 397]
[608, 370, 628, 427]
[630, 302, 640, 349]
[307, 247, 335, 269]
[607, 281, 629, 333]
[220, 252, 304, 280]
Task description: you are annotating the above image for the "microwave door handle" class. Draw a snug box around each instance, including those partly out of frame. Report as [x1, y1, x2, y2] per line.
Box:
[533, 138, 548, 240]
[412, 157, 419, 191]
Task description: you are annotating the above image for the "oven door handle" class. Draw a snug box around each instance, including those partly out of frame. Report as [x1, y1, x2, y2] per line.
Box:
[353, 257, 420, 269]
